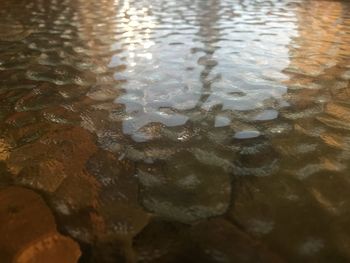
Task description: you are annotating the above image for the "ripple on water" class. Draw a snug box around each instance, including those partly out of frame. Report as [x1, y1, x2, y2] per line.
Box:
[26, 65, 95, 86]
[0, 0, 350, 261]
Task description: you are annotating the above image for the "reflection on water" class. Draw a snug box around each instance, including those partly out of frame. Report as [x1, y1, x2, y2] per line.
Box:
[0, 0, 350, 262]
[114, 0, 295, 140]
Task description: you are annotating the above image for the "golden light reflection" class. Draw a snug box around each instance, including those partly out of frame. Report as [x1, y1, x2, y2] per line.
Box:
[0, 139, 10, 161]
[112, 0, 156, 68]
[288, 1, 348, 77]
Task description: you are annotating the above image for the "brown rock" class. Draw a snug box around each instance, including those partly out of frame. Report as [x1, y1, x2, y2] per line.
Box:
[0, 186, 81, 263]
[14, 233, 80, 263]
[189, 219, 284, 263]
[133, 219, 190, 263]
[0, 138, 11, 161]
[7, 125, 98, 193]
[18, 159, 67, 193]
[229, 174, 336, 262]
[133, 218, 283, 263]
[5, 111, 38, 128]
[138, 151, 232, 223]
[83, 151, 151, 262]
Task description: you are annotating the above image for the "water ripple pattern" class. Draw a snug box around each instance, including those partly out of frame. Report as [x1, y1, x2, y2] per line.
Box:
[0, 0, 350, 262]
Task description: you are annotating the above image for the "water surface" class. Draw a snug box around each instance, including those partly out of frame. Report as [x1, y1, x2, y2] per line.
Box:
[0, 0, 350, 262]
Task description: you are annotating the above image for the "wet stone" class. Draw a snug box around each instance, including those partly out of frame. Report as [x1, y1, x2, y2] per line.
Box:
[138, 151, 232, 223]
[232, 141, 280, 178]
[5, 111, 38, 128]
[0, 186, 81, 263]
[188, 219, 285, 263]
[49, 150, 151, 262]
[17, 159, 67, 192]
[0, 138, 11, 161]
[51, 171, 99, 211]
[86, 150, 150, 239]
[133, 219, 190, 263]
[8, 122, 49, 146]
[134, 218, 284, 263]
[228, 174, 338, 262]
[7, 125, 98, 192]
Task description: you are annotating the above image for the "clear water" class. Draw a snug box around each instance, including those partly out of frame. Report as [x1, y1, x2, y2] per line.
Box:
[0, 0, 350, 262]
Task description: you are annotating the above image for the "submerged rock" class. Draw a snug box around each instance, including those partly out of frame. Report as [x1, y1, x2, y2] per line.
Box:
[14, 233, 81, 263]
[56, 150, 151, 263]
[133, 219, 190, 262]
[134, 218, 284, 263]
[0, 186, 81, 263]
[228, 174, 338, 262]
[138, 151, 231, 223]
[7, 125, 98, 193]
[188, 219, 285, 263]
[0, 138, 11, 161]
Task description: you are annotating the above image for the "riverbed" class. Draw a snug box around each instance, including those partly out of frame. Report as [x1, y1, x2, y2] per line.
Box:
[0, 0, 350, 262]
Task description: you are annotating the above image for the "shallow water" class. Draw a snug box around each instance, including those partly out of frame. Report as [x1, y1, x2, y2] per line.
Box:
[0, 0, 350, 262]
